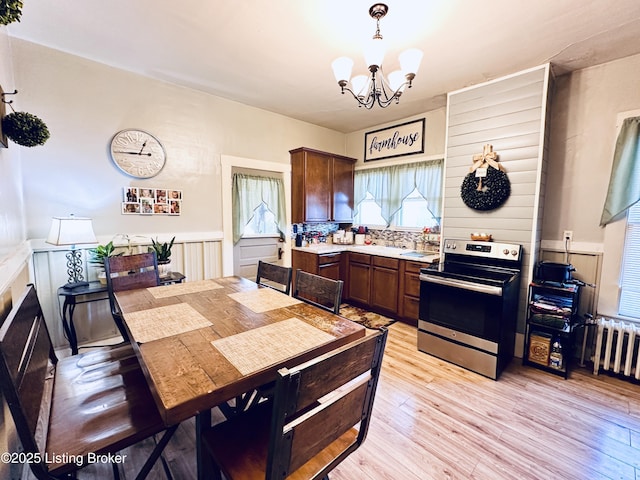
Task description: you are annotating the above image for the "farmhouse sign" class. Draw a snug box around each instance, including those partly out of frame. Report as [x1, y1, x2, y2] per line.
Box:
[364, 118, 425, 162]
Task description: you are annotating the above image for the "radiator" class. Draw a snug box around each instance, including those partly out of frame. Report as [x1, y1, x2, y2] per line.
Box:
[592, 318, 640, 380]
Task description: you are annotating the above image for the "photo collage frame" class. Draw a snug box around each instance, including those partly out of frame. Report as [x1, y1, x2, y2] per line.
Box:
[122, 187, 182, 215]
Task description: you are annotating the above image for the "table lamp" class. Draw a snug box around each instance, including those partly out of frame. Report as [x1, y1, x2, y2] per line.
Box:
[46, 215, 97, 289]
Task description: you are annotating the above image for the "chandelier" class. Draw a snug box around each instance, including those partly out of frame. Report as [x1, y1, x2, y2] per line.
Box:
[331, 3, 423, 109]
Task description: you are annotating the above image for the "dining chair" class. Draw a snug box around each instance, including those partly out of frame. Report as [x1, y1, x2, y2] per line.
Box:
[0, 284, 177, 480]
[200, 327, 388, 480]
[256, 260, 293, 295]
[105, 252, 160, 341]
[292, 269, 344, 314]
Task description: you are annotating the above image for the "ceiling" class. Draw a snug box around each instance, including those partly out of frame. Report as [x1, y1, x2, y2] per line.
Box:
[7, 0, 640, 133]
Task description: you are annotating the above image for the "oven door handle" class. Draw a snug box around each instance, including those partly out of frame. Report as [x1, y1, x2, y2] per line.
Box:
[419, 274, 503, 296]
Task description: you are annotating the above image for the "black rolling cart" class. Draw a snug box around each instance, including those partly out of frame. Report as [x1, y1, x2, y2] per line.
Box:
[523, 281, 581, 379]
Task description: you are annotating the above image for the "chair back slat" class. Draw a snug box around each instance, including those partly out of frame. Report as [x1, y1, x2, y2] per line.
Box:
[106, 252, 160, 292]
[0, 285, 56, 460]
[105, 253, 160, 341]
[287, 377, 370, 473]
[267, 328, 387, 479]
[293, 269, 343, 314]
[256, 261, 292, 295]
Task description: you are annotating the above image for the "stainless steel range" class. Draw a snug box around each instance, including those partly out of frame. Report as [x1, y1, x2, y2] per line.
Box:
[418, 238, 523, 380]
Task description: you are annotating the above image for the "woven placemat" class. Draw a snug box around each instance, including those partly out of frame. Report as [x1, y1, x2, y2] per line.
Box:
[124, 303, 212, 343]
[211, 317, 334, 375]
[148, 279, 224, 299]
[227, 288, 302, 313]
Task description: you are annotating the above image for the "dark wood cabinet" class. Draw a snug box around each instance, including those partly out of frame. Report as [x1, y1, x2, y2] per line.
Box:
[292, 249, 343, 285]
[290, 147, 356, 223]
[398, 260, 423, 326]
[346, 252, 371, 305]
[370, 256, 399, 315]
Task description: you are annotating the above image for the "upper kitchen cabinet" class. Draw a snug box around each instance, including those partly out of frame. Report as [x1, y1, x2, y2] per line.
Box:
[290, 147, 356, 223]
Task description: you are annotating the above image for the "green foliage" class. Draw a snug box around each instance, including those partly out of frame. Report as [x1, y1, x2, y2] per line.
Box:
[1, 111, 50, 147]
[0, 0, 23, 25]
[88, 241, 122, 266]
[148, 236, 175, 263]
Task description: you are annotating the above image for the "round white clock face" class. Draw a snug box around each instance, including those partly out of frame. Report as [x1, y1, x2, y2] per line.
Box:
[110, 129, 166, 179]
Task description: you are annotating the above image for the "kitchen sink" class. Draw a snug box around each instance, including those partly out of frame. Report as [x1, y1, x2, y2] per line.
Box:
[400, 251, 426, 258]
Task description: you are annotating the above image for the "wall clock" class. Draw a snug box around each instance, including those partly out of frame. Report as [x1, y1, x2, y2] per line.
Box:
[110, 129, 166, 179]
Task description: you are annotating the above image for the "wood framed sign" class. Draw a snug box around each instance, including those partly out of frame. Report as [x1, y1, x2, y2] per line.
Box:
[364, 118, 425, 162]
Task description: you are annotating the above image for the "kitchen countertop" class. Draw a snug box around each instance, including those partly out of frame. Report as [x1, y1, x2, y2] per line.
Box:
[292, 244, 440, 264]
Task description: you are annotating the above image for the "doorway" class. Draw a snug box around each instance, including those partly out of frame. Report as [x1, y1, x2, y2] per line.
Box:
[221, 155, 291, 277]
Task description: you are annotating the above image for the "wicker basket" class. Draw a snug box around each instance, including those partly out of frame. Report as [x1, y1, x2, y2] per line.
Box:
[470, 234, 492, 242]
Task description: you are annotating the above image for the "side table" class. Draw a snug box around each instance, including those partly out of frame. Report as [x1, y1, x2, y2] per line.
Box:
[58, 272, 185, 354]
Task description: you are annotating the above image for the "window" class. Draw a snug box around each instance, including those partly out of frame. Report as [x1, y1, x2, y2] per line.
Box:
[353, 159, 442, 229]
[232, 173, 286, 244]
[619, 202, 640, 318]
[242, 202, 280, 236]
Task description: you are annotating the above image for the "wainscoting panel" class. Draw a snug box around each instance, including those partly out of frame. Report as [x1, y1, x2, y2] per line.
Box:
[32, 237, 223, 350]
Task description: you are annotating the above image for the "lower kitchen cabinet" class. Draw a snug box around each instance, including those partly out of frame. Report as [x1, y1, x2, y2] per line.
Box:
[292, 249, 343, 286]
[370, 256, 399, 315]
[398, 261, 423, 326]
[347, 252, 371, 305]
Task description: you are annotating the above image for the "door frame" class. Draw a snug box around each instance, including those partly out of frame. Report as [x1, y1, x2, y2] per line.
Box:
[221, 155, 291, 277]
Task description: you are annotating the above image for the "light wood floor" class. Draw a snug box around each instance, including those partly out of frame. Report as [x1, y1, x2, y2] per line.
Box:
[34, 322, 640, 480]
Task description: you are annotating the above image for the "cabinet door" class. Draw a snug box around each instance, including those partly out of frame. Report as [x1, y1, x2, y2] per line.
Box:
[332, 156, 355, 223]
[303, 151, 332, 222]
[371, 266, 399, 313]
[348, 263, 371, 304]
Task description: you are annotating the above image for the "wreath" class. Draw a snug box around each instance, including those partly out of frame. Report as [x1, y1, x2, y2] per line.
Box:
[460, 144, 511, 211]
[461, 167, 511, 211]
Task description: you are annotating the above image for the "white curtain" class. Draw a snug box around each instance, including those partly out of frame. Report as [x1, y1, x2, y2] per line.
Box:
[232, 173, 286, 244]
[354, 159, 443, 226]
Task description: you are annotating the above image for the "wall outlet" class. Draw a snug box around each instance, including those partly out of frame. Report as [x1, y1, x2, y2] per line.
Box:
[563, 230, 573, 241]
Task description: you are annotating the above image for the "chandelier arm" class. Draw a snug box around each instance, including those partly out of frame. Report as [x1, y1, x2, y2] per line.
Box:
[340, 84, 377, 109]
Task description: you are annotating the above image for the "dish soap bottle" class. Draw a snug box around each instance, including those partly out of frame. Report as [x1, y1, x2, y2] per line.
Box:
[549, 337, 564, 370]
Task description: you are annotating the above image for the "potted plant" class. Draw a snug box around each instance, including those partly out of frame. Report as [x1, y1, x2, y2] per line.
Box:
[149, 236, 175, 277]
[1, 111, 50, 147]
[0, 0, 23, 26]
[88, 241, 122, 284]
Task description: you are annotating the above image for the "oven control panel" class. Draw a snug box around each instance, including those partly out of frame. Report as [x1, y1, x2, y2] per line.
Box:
[443, 239, 522, 261]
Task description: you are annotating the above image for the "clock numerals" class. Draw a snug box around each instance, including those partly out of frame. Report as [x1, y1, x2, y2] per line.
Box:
[110, 129, 166, 179]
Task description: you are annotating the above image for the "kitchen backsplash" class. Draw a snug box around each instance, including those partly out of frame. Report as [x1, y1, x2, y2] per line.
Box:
[292, 223, 440, 252]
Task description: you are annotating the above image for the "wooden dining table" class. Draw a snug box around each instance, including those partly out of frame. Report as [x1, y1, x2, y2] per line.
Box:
[113, 275, 366, 479]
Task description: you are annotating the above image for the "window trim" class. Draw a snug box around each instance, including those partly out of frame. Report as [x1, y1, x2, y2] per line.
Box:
[598, 109, 640, 321]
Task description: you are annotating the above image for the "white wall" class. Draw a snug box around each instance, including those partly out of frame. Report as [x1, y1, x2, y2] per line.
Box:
[10, 38, 347, 242]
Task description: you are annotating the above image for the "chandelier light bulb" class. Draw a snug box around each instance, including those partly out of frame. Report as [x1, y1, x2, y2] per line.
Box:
[364, 37, 386, 69]
[331, 56, 354, 83]
[388, 70, 407, 92]
[351, 75, 370, 97]
[399, 48, 424, 75]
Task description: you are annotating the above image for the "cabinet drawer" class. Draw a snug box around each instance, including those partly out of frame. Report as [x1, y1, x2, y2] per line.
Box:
[403, 295, 420, 321]
[404, 272, 421, 297]
[318, 253, 341, 265]
[372, 256, 399, 269]
[404, 261, 423, 274]
[349, 252, 371, 265]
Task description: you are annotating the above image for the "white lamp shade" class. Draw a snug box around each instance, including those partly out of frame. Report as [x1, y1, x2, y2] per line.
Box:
[351, 75, 370, 97]
[331, 57, 354, 83]
[388, 70, 407, 92]
[46, 216, 97, 246]
[364, 37, 386, 68]
[399, 48, 423, 75]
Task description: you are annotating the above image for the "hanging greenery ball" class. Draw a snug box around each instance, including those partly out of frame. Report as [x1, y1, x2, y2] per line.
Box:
[0, 0, 23, 25]
[460, 167, 511, 211]
[1, 111, 50, 147]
